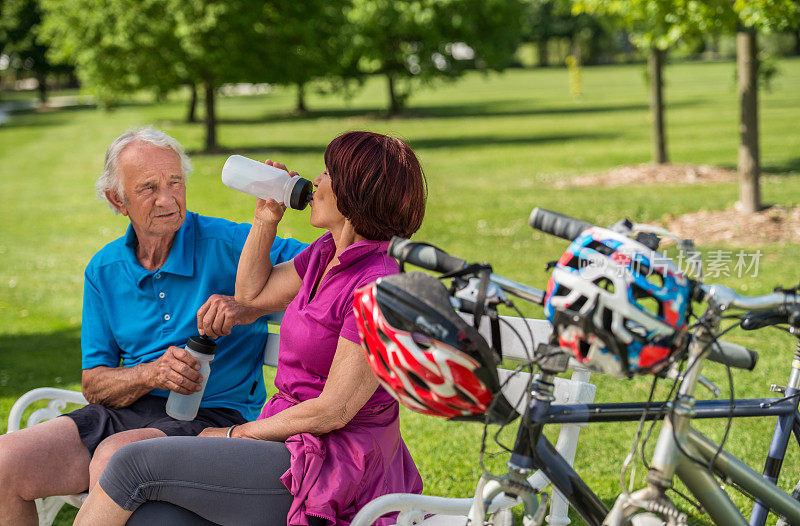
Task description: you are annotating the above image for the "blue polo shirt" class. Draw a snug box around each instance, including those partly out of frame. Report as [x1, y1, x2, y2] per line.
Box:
[81, 211, 306, 421]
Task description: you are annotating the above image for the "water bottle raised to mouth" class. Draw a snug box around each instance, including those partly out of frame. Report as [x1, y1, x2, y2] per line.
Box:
[221, 155, 313, 210]
[165, 335, 216, 421]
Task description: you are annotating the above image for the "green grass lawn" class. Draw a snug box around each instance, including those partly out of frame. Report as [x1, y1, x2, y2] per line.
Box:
[2, 59, 800, 524]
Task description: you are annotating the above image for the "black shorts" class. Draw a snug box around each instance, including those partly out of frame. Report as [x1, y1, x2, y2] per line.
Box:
[64, 395, 246, 456]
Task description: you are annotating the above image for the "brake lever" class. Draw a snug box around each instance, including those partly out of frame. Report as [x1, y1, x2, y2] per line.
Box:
[455, 277, 511, 307]
[664, 367, 720, 398]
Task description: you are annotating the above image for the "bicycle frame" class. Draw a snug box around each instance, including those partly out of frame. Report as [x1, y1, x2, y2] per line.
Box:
[512, 389, 800, 526]
[750, 356, 800, 525]
[673, 427, 800, 525]
[604, 286, 800, 526]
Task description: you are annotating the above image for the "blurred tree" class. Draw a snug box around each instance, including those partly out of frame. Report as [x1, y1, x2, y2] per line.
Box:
[526, 0, 569, 67]
[575, 0, 715, 165]
[577, 0, 799, 212]
[41, 0, 185, 107]
[729, 0, 800, 213]
[524, 0, 613, 67]
[349, 0, 526, 114]
[41, 0, 349, 151]
[0, 0, 72, 103]
[266, 0, 356, 114]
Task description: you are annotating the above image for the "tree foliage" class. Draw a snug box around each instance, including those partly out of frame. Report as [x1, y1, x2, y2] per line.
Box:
[524, 0, 615, 66]
[349, 0, 527, 113]
[40, 0, 350, 150]
[40, 0, 184, 103]
[0, 0, 71, 103]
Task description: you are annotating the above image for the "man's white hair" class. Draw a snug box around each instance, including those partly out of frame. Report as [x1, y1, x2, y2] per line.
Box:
[96, 127, 192, 214]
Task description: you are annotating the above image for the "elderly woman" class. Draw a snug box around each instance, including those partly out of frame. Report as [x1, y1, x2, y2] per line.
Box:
[75, 131, 426, 526]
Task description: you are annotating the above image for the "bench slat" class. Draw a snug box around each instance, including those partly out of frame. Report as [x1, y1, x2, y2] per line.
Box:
[458, 313, 552, 362]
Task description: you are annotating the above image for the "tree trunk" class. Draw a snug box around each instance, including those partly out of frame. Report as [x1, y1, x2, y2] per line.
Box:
[387, 74, 402, 115]
[203, 81, 217, 152]
[648, 47, 668, 164]
[793, 30, 800, 56]
[36, 73, 48, 105]
[737, 29, 760, 214]
[186, 83, 198, 123]
[296, 83, 307, 113]
[537, 39, 549, 67]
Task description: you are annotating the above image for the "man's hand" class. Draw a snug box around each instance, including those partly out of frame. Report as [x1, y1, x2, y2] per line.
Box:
[196, 294, 267, 339]
[146, 346, 203, 395]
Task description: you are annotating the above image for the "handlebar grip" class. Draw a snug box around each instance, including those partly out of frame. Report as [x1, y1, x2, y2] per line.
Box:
[528, 207, 594, 241]
[388, 237, 468, 274]
[706, 340, 758, 371]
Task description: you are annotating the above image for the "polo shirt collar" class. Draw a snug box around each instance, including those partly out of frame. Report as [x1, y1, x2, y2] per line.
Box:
[125, 211, 196, 287]
[319, 231, 390, 271]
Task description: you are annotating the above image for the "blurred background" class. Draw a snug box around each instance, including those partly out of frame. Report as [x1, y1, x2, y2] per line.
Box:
[2, 1, 800, 523]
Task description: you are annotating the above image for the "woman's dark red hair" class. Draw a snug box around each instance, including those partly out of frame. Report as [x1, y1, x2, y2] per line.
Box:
[324, 131, 427, 241]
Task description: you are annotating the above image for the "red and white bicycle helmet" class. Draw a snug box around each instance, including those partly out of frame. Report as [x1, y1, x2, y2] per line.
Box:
[544, 226, 690, 378]
[354, 272, 516, 423]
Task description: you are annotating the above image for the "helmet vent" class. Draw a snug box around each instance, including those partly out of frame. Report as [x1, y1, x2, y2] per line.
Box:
[555, 285, 572, 297]
[407, 371, 428, 389]
[601, 308, 613, 331]
[578, 339, 591, 358]
[454, 386, 474, 404]
[411, 332, 432, 349]
[593, 277, 615, 293]
[632, 286, 661, 317]
[565, 256, 582, 270]
[586, 240, 615, 256]
[646, 271, 665, 289]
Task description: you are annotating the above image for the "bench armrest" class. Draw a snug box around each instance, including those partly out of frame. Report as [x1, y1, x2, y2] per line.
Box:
[8, 388, 88, 433]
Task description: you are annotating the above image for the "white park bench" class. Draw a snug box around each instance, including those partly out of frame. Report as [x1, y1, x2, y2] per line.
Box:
[7, 313, 596, 526]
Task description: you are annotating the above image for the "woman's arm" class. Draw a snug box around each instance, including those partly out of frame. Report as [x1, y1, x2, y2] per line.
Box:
[235, 161, 304, 310]
[203, 337, 379, 441]
[235, 212, 302, 312]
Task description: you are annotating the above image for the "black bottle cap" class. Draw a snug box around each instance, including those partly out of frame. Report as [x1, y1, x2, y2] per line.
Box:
[187, 335, 216, 355]
[289, 177, 313, 210]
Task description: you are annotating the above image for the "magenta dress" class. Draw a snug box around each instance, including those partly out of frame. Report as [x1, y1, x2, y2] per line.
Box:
[258, 232, 423, 525]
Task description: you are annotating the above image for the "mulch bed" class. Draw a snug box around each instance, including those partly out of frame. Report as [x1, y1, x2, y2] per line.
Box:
[553, 163, 738, 188]
[552, 163, 795, 246]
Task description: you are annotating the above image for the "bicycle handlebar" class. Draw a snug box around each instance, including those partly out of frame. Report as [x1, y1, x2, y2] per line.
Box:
[388, 237, 467, 274]
[698, 283, 800, 312]
[528, 207, 594, 242]
[707, 339, 758, 371]
[389, 237, 546, 305]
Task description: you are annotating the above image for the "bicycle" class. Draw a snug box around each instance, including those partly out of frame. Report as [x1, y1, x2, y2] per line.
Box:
[529, 209, 800, 525]
[353, 208, 800, 526]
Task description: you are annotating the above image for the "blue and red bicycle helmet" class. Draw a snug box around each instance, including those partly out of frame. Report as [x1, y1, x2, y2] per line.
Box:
[544, 227, 690, 377]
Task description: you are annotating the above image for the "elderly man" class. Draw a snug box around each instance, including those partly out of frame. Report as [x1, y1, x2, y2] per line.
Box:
[0, 128, 305, 525]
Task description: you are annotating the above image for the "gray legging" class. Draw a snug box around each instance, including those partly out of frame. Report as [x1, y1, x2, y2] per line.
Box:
[99, 436, 293, 526]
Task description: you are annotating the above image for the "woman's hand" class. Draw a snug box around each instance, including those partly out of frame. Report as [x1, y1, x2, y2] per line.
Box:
[252, 159, 297, 227]
[198, 426, 229, 438]
[253, 197, 286, 228]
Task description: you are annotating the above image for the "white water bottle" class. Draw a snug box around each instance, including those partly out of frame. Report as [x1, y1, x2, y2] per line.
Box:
[165, 335, 216, 421]
[221, 155, 313, 210]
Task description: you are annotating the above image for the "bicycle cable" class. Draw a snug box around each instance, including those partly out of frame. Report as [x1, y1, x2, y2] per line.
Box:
[667, 319, 740, 474]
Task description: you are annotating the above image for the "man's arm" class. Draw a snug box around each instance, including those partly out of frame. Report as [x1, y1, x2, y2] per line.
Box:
[82, 346, 202, 408]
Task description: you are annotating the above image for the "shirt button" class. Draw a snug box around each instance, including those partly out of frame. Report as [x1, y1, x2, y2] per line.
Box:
[159, 292, 166, 299]
[163, 314, 171, 321]
[155, 273, 162, 280]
